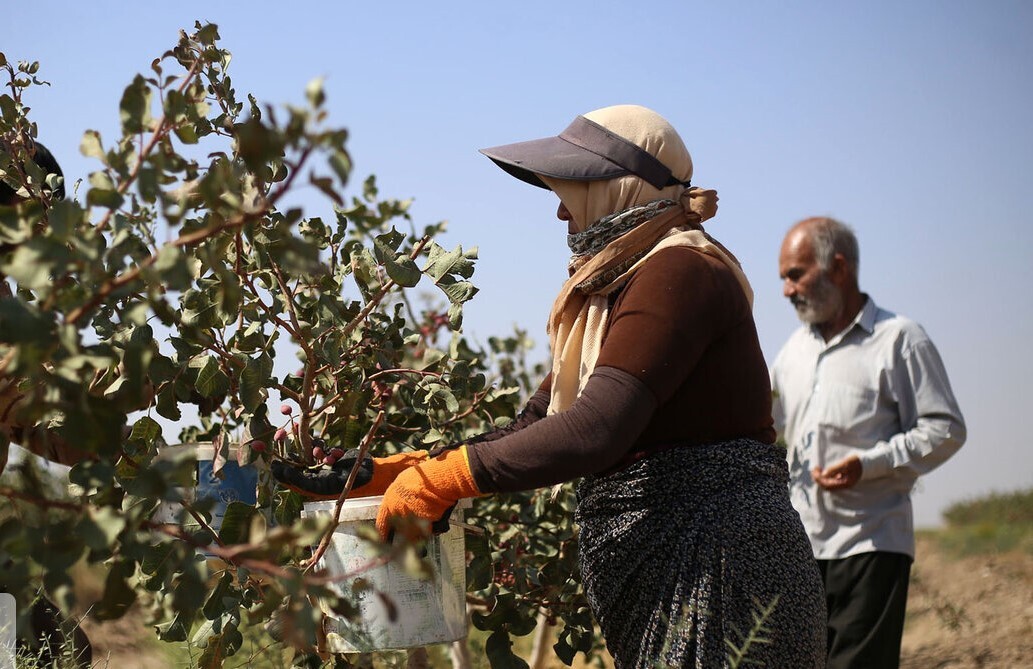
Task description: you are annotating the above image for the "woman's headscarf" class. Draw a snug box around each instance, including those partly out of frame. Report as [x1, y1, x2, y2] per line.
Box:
[481, 105, 752, 413]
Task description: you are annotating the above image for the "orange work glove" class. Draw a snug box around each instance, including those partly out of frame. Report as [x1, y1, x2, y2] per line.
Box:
[271, 449, 428, 500]
[375, 446, 481, 541]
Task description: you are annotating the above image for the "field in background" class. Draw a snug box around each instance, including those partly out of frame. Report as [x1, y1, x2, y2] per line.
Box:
[900, 488, 1033, 668]
[51, 488, 1033, 667]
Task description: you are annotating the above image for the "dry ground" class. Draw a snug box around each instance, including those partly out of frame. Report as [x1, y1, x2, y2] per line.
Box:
[900, 535, 1033, 669]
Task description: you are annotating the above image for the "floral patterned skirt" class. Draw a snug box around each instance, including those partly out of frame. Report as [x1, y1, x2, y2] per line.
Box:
[575, 439, 826, 668]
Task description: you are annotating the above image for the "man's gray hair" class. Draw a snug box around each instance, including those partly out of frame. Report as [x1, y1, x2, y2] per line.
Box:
[808, 217, 859, 279]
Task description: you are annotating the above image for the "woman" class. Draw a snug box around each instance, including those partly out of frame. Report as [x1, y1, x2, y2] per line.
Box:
[1, 140, 94, 668]
[275, 105, 826, 667]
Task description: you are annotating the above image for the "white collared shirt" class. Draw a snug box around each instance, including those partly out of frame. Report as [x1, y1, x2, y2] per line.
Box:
[770, 297, 966, 559]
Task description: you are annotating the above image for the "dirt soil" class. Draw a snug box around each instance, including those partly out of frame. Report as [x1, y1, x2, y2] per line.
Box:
[78, 535, 1033, 668]
[900, 535, 1033, 669]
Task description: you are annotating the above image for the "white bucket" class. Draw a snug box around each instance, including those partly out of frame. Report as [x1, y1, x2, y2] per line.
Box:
[302, 496, 468, 652]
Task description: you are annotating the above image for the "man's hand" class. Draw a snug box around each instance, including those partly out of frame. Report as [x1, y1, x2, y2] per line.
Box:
[811, 455, 862, 491]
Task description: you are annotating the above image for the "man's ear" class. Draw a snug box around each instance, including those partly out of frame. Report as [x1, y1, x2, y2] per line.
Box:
[829, 253, 850, 283]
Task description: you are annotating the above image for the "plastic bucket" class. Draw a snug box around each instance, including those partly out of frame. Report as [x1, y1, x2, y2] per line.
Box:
[153, 443, 259, 555]
[302, 496, 468, 652]
[194, 443, 258, 531]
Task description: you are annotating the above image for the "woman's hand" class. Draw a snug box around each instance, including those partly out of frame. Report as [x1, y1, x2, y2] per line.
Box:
[375, 446, 480, 541]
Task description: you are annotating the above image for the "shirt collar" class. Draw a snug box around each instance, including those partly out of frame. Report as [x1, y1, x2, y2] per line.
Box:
[810, 294, 877, 346]
[855, 295, 877, 334]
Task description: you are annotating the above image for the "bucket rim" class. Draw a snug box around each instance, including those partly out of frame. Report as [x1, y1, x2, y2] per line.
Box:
[301, 496, 470, 523]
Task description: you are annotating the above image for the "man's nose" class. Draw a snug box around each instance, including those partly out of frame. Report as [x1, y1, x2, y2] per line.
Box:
[783, 280, 796, 299]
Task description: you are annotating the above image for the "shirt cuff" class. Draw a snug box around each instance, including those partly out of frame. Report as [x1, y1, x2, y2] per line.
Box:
[858, 443, 893, 480]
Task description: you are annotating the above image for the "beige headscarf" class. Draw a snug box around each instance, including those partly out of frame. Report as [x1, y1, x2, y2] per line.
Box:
[540, 105, 753, 414]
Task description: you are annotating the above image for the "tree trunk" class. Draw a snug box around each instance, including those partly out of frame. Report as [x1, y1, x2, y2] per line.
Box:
[450, 638, 473, 669]
[406, 647, 430, 669]
[528, 608, 553, 669]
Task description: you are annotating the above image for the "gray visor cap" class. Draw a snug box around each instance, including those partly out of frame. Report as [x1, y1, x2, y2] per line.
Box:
[479, 115, 686, 191]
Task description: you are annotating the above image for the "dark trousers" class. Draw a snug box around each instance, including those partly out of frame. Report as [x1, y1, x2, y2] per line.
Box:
[817, 552, 912, 669]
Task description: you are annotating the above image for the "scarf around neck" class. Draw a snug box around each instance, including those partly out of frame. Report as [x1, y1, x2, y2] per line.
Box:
[545, 188, 752, 414]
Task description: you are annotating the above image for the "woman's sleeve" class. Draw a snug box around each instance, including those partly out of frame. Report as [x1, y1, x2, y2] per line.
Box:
[427, 375, 553, 459]
[467, 374, 553, 445]
[465, 366, 656, 492]
[464, 248, 741, 493]
[1, 377, 92, 469]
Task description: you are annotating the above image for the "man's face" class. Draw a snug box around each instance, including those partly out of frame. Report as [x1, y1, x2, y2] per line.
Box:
[778, 229, 842, 326]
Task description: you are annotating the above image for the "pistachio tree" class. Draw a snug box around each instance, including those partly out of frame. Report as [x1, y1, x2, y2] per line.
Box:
[0, 23, 599, 668]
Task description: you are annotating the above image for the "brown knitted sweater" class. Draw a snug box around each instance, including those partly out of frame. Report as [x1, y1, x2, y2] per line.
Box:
[466, 246, 775, 493]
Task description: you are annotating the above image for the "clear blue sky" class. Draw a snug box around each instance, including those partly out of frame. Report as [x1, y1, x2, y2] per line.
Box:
[4, 1, 1031, 527]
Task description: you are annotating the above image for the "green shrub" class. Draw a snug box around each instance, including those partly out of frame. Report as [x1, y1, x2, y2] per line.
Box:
[934, 488, 1033, 556]
[942, 488, 1033, 527]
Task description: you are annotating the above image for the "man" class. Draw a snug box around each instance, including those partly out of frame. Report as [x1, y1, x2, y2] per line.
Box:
[770, 216, 966, 669]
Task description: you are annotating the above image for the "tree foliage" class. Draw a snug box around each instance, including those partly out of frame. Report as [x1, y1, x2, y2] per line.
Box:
[0, 24, 600, 667]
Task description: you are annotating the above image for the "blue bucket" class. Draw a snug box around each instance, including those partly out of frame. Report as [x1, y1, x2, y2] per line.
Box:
[195, 443, 258, 531]
[153, 443, 259, 557]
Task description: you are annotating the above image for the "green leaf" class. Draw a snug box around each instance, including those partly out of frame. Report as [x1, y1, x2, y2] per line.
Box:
[93, 559, 137, 621]
[156, 385, 182, 421]
[329, 149, 351, 186]
[273, 490, 304, 527]
[120, 74, 153, 134]
[0, 93, 16, 121]
[154, 245, 194, 291]
[239, 353, 273, 411]
[440, 280, 478, 305]
[553, 630, 577, 665]
[447, 303, 465, 330]
[180, 287, 220, 329]
[424, 242, 475, 280]
[156, 612, 190, 642]
[173, 123, 199, 144]
[79, 130, 106, 161]
[384, 256, 421, 287]
[373, 228, 404, 262]
[0, 294, 55, 343]
[429, 386, 459, 414]
[129, 415, 162, 442]
[217, 501, 255, 545]
[196, 626, 243, 667]
[309, 175, 343, 206]
[466, 534, 492, 590]
[235, 116, 285, 172]
[194, 22, 221, 45]
[195, 355, 230, 398]
[485, 630, 529, 669]
[140, 541, 178, 576]
[419, 347, 446, 370]
[202, 571, 236, 621]
[87, 187, 125, 210]
[305, 76, 326, 108]
[78, 507, 127, 551]
[215, 268, 241, 319]
[342, 417, 364, 451]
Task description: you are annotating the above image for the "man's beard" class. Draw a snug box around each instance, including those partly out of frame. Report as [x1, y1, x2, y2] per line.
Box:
[791, 271, 842, 326]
